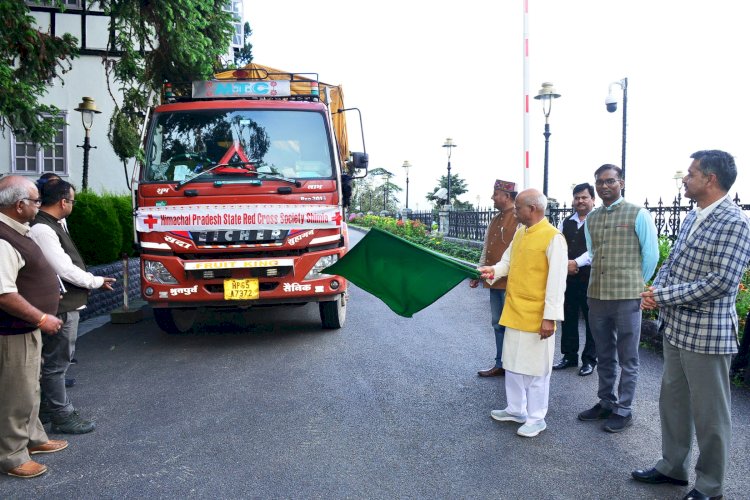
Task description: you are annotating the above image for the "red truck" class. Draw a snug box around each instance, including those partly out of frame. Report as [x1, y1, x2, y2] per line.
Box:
[132, 64, 367, 334]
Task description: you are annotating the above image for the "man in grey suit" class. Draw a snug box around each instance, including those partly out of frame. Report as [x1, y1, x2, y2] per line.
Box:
[633, 150, 750, 500]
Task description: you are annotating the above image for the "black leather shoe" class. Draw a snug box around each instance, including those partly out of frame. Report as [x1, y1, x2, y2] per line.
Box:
[603, 413, 633, 433]
[578, 364, 594, 376]
[631, 467, 688, 486]
[477, 367, 505, 377]
[578, 403, 612, 421]
[552, 358, 577, 370]
[682, 488, 722, 499]
[65, 378, 76, 388]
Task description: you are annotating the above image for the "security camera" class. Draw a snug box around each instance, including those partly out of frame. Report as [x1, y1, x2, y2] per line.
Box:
[605, 94, 618, 113]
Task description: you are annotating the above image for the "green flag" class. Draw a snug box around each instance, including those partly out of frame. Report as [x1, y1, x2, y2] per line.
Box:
[324, 227, 480, 318]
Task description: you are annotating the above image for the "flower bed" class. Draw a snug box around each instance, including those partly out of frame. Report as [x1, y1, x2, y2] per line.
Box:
[348, 214, 482, 263]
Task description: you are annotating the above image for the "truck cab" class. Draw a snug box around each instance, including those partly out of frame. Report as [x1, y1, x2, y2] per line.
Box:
[133, 66, 367, 333]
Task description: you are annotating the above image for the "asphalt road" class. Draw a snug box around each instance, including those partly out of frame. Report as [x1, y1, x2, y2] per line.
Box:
[3, 229, 749, 499]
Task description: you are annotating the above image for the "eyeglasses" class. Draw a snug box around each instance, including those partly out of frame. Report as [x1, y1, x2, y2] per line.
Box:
[23, 198, 42, 206]
[64, 198, 77, 205]
[594, 178, 621, 187]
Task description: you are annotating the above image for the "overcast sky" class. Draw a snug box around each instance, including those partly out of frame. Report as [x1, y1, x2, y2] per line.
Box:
[247, 0, 749, 211]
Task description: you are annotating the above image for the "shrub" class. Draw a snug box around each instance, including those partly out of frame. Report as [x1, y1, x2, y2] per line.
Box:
[106, 193, 136, 257]
[348, 214, 479, 263]
[67, 191, 123, 265]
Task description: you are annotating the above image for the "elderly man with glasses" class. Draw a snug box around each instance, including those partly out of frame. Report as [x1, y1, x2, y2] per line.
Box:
[0, 175, 66, 479]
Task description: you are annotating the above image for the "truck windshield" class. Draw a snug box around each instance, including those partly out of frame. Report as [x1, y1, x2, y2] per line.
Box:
[144, 109, 333, 182]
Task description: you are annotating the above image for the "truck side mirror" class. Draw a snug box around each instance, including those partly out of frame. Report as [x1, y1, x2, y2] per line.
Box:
[350, 152, 368, 179]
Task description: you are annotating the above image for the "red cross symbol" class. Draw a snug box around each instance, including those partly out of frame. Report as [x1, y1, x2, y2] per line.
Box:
[143, 214, 158, 230]
[333, 211, 343, 226]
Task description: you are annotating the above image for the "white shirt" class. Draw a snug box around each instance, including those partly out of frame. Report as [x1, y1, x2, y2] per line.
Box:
[28, 217, 104, 291]
[688, 194, 728, 239]
[0, 212, 28, 294]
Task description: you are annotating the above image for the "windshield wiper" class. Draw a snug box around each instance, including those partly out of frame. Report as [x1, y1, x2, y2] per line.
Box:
[174, 162, 222, 189]
[175, 161, 301, 189]
[256, 172, 301, 187]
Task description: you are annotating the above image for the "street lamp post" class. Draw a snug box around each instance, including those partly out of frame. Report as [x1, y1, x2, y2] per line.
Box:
[402, 160, 411, 209]
[74, 97, 101, 191]
[442, 138, 457, 208]
[605, 77, 628, 195]
[534, 82, 561, 197]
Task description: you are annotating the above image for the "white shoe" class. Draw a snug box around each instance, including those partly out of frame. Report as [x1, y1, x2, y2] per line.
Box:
[517, 421, 547, 437]
[490, 409, 526, 423]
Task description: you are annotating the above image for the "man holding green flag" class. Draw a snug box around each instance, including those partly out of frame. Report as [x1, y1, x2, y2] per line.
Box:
[479, 189, 567, 438]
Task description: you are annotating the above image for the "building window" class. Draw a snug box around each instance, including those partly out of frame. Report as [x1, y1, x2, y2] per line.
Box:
[232, 22, 243, 47]
[11, 115, 68, 175]
[26, 1, 83, 7]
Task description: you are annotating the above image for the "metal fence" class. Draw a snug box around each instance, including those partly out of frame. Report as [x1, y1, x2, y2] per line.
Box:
[434, 194, 750, 242]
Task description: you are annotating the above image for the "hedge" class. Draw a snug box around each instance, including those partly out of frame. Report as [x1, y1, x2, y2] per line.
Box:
[68, 192, 134, 266]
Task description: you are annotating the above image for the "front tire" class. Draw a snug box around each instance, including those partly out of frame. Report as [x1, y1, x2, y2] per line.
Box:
[319, 294, 346, 329]
[153, 308, 197, 335]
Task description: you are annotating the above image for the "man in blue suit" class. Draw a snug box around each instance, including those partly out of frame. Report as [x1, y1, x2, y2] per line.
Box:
[633, 150, 750, 500]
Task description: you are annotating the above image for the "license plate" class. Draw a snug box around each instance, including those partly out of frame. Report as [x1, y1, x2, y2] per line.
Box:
[224, 278, 259, 300]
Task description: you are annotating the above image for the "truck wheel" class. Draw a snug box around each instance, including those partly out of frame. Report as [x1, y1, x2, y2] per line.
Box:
[153, 308, 196, 334]
[319, 294, 346, 329]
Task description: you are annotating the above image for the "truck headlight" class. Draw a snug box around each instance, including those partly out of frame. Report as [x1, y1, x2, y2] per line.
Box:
[144, 260, 179, 284]
[304, 254, 338, 280]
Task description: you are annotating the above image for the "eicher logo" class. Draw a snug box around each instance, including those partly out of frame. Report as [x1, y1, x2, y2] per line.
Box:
[282, 283, 312, 292]
[164, 235, 191, 249]
[307, 184, 323, 190]
[169, 285, 199, 296]
[156, 188, 170, 195]
[287, 230, 314, 245]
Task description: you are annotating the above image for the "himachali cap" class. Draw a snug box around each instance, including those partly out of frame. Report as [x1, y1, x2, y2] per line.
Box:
[494, 179, 516, 193]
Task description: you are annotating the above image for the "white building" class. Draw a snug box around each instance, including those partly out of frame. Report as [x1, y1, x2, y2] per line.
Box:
[1, 1, 245, 194]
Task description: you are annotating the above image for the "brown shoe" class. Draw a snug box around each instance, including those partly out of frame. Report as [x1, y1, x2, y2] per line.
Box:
[477, 367, 505, 377]
[28, 439, 69, 455]
[5, 460, 48, 478]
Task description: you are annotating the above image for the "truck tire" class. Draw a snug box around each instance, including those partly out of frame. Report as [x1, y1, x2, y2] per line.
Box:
[153, 308, 197, 335]
[319, 294, 346, 329]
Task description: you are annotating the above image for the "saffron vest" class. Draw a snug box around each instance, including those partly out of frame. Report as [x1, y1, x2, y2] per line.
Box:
[500, 218, 559, 332]
[586, 200, 643, 300]
[0, 221, 60, 335]
[32, 211, 90, 313]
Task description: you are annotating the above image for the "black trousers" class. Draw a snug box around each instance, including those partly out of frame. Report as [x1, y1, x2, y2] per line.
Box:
[560, 278, 596, 365]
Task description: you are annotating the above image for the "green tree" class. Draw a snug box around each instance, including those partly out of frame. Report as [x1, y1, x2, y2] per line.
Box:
[100, 0, 236, 166]
[426, 173, 469, 208]
[234, 22, 254, 66]
[367, 168, 402, 212]
[0, 2, 79, 146]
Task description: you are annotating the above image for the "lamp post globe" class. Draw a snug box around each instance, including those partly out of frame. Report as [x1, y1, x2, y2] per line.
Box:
[533, 82, 561, 197]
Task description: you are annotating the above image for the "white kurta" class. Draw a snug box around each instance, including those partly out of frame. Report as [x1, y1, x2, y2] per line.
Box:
[488, 231, 568, 377]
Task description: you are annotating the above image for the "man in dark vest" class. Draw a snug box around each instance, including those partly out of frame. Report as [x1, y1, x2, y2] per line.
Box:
[0, 175, 66, 479]
[29, 179, 115, 435]
[470, 179, 518, 377]
[578, 165, 659, 433]
[553, 183, 597, 376]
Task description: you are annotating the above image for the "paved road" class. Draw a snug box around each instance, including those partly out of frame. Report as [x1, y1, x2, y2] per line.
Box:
[3, 229, 749, 499]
